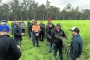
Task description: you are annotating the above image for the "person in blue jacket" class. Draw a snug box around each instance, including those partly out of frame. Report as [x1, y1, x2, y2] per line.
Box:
[69, 26, 83, 60]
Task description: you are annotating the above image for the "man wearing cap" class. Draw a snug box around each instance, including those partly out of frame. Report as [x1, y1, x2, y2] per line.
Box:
[13, 22, 24, 47]
[46, 18, 55, 28]
[69, 27, 83, 60]
[51, 23, 67, 60]
[0, 25, 21, 60]
[46, 22, 55, 53]
[32, 21, 40, 47]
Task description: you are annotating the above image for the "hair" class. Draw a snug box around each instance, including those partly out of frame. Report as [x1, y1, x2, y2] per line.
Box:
[74, 30, 79, 34]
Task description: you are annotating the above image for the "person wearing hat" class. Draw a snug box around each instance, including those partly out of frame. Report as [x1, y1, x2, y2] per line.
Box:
[32, 21, 40, 47]
[69, 27, 83, 60]
[51, 23, 67, 60]
[0, 25, 21, 60]
[46, 22, 55, 53]
[46, 18, 55, 28]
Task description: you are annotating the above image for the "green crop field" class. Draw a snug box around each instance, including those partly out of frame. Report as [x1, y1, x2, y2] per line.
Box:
[8, 20, 90, 60]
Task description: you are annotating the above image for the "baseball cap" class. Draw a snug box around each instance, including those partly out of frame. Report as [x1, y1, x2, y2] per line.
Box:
[48, 18, 51, 21]
[56, 23, 62, 28]
[69, 26, 80, 32]
[32, 19, 35, 22]
[0, 25, 10, 32]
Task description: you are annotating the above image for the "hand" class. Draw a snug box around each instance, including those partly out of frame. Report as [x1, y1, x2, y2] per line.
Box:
[36, 33, 39, 36]
[68, 44, 71, 46]
[21, 33, 25, 35]
[49, 36, 51, 39]
[17, 45, 20, 49]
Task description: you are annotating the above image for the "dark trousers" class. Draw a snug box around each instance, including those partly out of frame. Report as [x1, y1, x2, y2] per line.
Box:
[39, 31, 44, 41]
[52, 43, 63, 60]
[28, 30, 31, 37]
[22, 29, 25, 33]
[33, 34, 39, 47]
[48, 41, 52, 52]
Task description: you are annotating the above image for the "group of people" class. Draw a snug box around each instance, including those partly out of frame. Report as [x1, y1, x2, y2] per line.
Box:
[0, 19, 83, 60]
[27, 19, 83, 60]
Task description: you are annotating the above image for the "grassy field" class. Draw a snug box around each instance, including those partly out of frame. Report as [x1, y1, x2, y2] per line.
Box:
[8, 20, 90, 60]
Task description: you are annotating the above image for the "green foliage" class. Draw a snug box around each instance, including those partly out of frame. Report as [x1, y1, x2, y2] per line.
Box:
[8, 20, 90, 60]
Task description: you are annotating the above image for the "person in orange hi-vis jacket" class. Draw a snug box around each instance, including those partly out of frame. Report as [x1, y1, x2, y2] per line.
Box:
[32, 21, 40, 47]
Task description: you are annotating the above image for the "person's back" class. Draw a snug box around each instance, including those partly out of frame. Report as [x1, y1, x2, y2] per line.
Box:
[0, 35, 21, 60]
[0, 24, 21, 60]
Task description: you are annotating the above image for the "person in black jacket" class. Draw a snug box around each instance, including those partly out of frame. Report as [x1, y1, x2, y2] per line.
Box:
[11, 20, 16, 35]
[13, 22, 24, 47]
[39, 20, 45, 41]
[46, 22, 55, 53]
[27, 20, 32, 38]
[0, 24, 21, 60]
[69, 27, 83, 60]
[51, 23, 67, 60]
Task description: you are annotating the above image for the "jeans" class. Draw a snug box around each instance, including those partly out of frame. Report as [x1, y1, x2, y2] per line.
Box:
[39, 31, 44, 41]
[31, 32, 39, 47]
[52, 43, 63, 60]
[48, 41, 52, 52]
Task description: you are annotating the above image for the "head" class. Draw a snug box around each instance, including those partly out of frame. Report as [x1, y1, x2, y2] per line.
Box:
[56, 23, 62, 31]
[48, 22, 52, 28]
[1, 20, 6, 25]
[27, 20, 30, 22]
[12, 20, 16, 24]
[22, 20, 24, 23]
[40, 20, 43, 24]
[34, 21, 38, 26]
[16, 22, 21, 27]
[32, 19, 35, 24]
[48, 18, 51, 23]
[69, 26, 80, 36]
[0, 25, 10, 35]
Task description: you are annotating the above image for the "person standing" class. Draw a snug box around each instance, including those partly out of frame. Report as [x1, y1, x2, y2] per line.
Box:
[13, 22, 24, 47]
[39, 20, 45, 41]
[27, 20, 32, 38]
[51, 23, 67, 60]
[20, 21, 26, 35]
[32, 21, 40, 47]
[69, 27, 83, 60]
[11, 20, 16, 35]
[0, 24, 21, 60]
[46, 22, 55, 53]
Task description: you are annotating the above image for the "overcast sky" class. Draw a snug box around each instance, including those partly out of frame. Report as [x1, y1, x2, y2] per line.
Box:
[2, 0, 90, 10]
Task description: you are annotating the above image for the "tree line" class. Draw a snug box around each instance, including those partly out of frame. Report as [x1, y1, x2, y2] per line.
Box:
[0, 0, 90, 20]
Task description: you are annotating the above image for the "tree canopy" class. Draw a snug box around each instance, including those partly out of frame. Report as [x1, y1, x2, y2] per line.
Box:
[0, 0, 90, 20]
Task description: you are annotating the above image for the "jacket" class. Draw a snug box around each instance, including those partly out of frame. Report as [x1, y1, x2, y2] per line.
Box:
[27, 22, 32, 31]
[51, 28, 67, 47]
[46, 25, 55, 41]
[39, 23, 45, 31]
[13, 25, 22, 41]
[70, 34, 83, 59]
[0, 35, 21, 60]
[32, 25, 40, 33]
